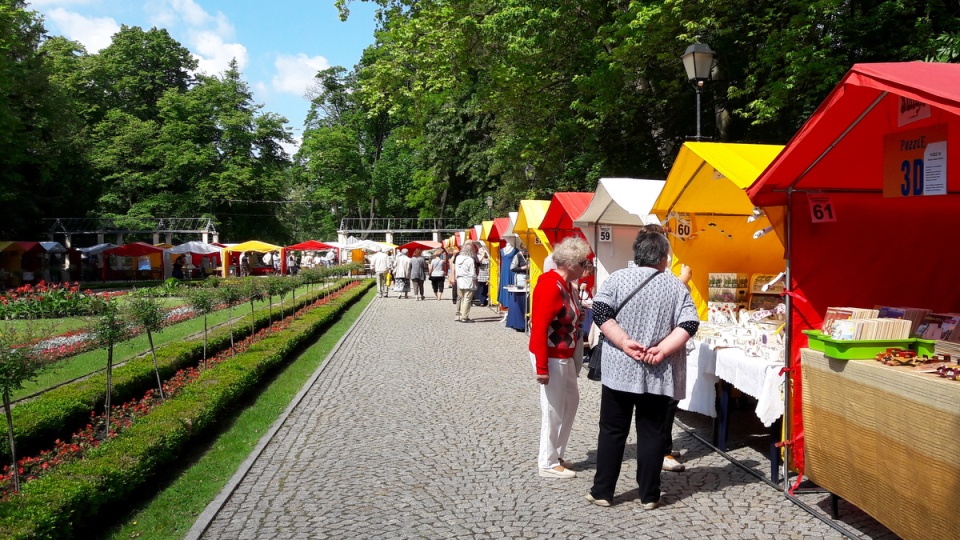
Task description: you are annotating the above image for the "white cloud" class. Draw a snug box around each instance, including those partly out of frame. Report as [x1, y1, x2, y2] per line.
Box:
[272, 54, 329, 97]
[280, 134, 302, 158]
[191, 30, 247, 74]
[45, 8, 119, 52]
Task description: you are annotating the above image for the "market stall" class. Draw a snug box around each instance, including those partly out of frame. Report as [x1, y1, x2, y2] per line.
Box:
[103, 242, 165, 280]
[486, 217, 512, 307]
[164, 241, 223, 279]
[280, 240, 338, 275]
[573, 177, 665, 287]
[748, 62, 960, 538]
[220, 240, 282, 277]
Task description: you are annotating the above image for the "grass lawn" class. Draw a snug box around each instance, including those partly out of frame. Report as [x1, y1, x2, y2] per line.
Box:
[99, 287, 374, 540]
[8, 283, 331, 402]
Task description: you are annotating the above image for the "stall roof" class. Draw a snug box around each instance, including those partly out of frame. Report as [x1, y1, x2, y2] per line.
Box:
[749, 62, 960, 206]
[104, 242, 165, 258]
[76, 243, 117, 255]
[39, 241, 68, 254]
[653, 143, 784, 217]
[480, 220, 494, 241]
[395, 240, 442, 253]
[514, 200, 550, 232]
[574, 178, 665, 227]
[540, 192, 593, 243]
[166, 241, 222, 255]
[284, 240, 337, 252]
[487, 217, 511, 242]
[223, 240, 282, 253]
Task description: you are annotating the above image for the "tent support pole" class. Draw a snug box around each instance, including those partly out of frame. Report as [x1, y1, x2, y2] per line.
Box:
[782, 188, 794, 495]
[665, 160, 709, 217]
[785, 92, 887, 191]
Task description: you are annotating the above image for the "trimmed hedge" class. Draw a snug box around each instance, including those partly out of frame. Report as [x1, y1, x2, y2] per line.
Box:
[1, 279, 362, 462]
[0, 279, 373, 539]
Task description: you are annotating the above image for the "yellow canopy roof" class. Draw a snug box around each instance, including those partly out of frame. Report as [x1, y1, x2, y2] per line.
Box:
[514, 200, 550, 232]
[480, 220, 494, 241]
[651, 142, 784, 217]
[223, 240, 282, 253]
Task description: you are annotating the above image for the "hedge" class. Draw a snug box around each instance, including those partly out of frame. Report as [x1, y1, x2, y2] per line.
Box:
[1, 278, 362, 462]
[0, 279, 373, 539]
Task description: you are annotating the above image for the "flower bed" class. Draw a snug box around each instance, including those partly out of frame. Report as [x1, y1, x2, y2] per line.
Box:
[0, 279, 361, 463]
[0, 282, 125, 320]
[0, 279, 373, 539]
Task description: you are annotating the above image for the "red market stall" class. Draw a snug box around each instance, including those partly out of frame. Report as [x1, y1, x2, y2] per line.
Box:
[748, 62, 960, 539]
[280, 240, 337, 275]
[539, 192, 593, 245]
[103, 242, 166, 280]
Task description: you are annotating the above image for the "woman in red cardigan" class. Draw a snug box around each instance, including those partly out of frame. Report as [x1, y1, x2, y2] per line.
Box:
[529, 236, 592, 478]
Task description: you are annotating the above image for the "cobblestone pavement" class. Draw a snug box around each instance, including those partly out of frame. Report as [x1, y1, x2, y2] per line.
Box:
[191, 291, 871, 539]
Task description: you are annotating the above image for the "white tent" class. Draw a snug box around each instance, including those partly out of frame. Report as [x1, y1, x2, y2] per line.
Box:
[163, 241, 223, 278]
[38, 241, 68, 254]
[76, 243, 117, 255]
[573, 177, 665, 286]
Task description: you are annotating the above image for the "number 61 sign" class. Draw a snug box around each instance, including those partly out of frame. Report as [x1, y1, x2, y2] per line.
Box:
[808, 194, 836, 223]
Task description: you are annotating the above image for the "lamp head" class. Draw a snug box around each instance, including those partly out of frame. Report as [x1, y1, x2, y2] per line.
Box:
[682, 42, 716, 83]
[485, 195, 493, 208]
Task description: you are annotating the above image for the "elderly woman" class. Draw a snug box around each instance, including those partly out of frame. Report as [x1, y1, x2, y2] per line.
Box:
[529, 236, 592, 479]
[585, 229, 698, 509]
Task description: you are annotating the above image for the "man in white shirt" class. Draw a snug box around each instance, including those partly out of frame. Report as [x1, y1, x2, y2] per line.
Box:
[370, 249, 390, 297]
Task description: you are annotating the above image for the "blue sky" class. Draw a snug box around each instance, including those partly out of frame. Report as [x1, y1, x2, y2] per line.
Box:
[28, 0, 380, 153]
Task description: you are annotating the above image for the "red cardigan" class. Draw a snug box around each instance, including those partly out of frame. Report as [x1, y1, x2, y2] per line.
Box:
[529, 270, 582, 375]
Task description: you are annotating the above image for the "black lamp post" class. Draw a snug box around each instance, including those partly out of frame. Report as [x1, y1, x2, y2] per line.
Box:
[485, 195, 493, 220]
[681, 42, 717, 141]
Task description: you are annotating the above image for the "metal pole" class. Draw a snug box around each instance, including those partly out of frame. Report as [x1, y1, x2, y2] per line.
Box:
[695, 87, 702, 141]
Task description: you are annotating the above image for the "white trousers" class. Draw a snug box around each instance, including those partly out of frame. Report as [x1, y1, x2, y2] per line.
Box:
[531, 354, 580, 469]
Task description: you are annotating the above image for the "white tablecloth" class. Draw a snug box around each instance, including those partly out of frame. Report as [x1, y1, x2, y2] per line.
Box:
[679, 341, 785, 426]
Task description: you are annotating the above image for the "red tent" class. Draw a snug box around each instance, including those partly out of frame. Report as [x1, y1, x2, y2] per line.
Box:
[281, 240, 338, 274]
[395, 240, 442, 254]
[487, 217, 511, 244]
[748, 62, 960, 484]
[103, 242, 165, 280]
[539, 192, 593, 244]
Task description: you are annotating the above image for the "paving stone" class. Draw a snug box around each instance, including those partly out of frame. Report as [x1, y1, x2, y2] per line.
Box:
[194, 291, 892, 539]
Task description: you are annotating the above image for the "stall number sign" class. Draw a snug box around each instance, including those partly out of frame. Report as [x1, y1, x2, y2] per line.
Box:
[808, 194, 836, 223]
[883, 124, 948, 198]
[670, 213, 694, 239]
[598, 225, 612, 243]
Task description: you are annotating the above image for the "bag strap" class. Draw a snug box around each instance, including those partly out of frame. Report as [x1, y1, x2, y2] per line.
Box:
[613, 270, 662, 317]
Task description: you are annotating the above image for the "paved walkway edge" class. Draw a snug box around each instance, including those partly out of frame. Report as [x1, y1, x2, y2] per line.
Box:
[184, 296, 376, 540]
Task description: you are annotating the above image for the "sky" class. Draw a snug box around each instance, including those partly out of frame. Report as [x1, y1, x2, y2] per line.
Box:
[27, 0, 381, 154]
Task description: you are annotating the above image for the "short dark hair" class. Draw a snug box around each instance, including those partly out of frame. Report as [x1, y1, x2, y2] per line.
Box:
[632, 230, 670, 267]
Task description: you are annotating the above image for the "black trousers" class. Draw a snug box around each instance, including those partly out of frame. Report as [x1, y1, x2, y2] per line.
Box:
[663, 399, 679, 455]
[590, 385, 671, 504]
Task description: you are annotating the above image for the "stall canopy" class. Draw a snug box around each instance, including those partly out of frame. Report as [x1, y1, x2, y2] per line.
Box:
[574, 178, 665, 287]
[104, 242, 164, 258]
[76, 243, 117, 255]
[514, 200, 551, 296]
[38, 242, 67, 254]
[651, 142, 786, 319]
[395, 240, 442, 254]
[539, 192, 593, 245]
[487, 218, 511, 244]
[748, 62, 960, 482]
[164, 241, 222, 279]
[280, 240, 338, 274]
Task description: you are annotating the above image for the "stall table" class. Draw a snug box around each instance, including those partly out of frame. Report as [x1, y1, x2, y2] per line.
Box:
[801, 349, 960, 540]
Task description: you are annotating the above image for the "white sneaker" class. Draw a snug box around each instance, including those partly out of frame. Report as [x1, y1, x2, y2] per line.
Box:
[662, 455, 685, 472]
[539, 466, 576, 479]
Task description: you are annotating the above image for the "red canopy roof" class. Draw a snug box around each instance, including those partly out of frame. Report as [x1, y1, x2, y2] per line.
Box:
[395, 240, 442, 254]
[284, 240, 336, 251]
[487, 217, 511, 243]
[104, 242, 164, 258]
[539, 192, 592, 244]
[749, 62, 960, 206]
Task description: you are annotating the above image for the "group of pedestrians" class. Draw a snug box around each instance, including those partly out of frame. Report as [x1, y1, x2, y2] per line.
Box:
[528, 230, 699, 510]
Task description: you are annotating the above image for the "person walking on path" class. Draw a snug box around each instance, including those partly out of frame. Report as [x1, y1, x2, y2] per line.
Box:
[454, 243, 477, 322]
[409, 249, 428, 300]
[428, 249, 447, 300]
[393, 248, 412, 299]
[585, 229, 699, 509]
[371, 250, 390, 298]
[529, 237, 591, 479]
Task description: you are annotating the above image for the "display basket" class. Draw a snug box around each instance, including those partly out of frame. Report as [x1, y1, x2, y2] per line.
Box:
[801, 330, 934, 360]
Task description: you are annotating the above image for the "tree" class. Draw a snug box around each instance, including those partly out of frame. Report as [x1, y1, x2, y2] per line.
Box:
[0, 326, 44, 492]
[90, 299, 127, 437]
[125, 295, 167, 399]
[186, 288, 216, 366]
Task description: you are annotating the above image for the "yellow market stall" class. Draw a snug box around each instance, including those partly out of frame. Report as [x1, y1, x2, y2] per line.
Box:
[220, 240, 282, 277]
[651, 142, 786, 320]
[514, 200, 551, 296]
[480, 220, 499, 307]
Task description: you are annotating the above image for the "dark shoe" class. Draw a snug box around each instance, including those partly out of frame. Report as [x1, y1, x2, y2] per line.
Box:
[461, 319, 474, 323]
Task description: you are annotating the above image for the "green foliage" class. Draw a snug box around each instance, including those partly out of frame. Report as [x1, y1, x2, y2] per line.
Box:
[0, 327, 44, 396]
[124, 296, 165, 334]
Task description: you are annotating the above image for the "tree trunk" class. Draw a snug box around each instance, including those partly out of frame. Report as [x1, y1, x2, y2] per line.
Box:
[105, 345, 113, 436]
[147, 331, 165, 400]
[4, 388, 19, 492]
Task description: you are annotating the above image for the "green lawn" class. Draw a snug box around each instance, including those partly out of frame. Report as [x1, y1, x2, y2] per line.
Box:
[99, 287, 374, 540]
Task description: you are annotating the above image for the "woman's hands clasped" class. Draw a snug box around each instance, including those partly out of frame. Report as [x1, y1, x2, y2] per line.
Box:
[621, 339, 665, 365]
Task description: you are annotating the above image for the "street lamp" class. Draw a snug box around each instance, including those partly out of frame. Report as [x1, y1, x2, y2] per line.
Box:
[681, 42, 716, 141]
[485, 195, 493, 220]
